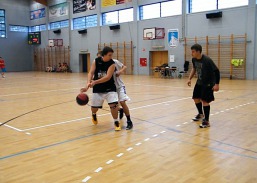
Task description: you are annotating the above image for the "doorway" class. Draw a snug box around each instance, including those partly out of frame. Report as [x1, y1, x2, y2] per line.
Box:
[149, 51, 168, 76]
[79, 53, 90, 73]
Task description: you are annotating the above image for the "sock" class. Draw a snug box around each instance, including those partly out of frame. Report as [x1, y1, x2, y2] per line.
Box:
[114, 118, 118, 123]
[126, 115, 131, 122]
[195, 102, 203, 114]
[203, 105, 210, 121]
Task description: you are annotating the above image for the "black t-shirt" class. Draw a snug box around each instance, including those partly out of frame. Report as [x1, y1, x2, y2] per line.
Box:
[192, 54, 219, 86]
[93, 57, 116, 93]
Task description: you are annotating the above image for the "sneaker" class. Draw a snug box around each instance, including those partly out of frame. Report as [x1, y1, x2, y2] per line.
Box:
[114, 121, 121, 131]
[199, 119, 210, 128]
[126, 121, 133, 130]
[192, 114, 204, 121]
[119, 108, 124, 119]
[92, 114, 98, 125]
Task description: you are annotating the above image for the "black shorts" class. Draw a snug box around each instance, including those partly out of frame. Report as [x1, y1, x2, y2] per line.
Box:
[192, 84, 214, 103]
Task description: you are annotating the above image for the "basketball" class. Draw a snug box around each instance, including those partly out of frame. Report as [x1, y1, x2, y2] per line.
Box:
[76, 93, 89, 106]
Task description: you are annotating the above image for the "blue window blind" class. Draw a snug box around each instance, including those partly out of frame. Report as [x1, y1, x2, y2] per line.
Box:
[0, 9, 6, 38]
[10, 25, 29, 32]
[86, 14, 97, 28]
[50, 20, 69, 30]
[73, 17, 86, 30]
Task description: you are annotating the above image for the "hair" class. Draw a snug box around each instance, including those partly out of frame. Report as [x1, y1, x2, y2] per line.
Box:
[101, 46, 114, 56]
[191, 44, 202, 53]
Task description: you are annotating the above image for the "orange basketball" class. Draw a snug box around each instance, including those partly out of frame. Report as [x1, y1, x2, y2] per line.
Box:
[76, 93, 89, 106]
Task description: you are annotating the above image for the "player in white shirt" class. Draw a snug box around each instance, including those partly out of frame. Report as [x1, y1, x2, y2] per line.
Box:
[113, 59, 133, 130]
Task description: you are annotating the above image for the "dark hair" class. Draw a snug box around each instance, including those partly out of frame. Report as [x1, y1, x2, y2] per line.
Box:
[191, 44, 202, 53]
[101, 46, 114, 56]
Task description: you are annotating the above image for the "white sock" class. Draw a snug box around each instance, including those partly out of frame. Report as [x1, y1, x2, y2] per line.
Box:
[114, 119, 118, 122]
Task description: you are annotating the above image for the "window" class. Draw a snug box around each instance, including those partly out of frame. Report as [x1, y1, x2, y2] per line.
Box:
[189, 0, 217, 13]
[139, 3, 160, 20]
[73, 15, 97, 30]
[102, 8, 133, 25]
[189, 0, 248, 13]
[50, 20, 69, 30]
[161, 0, 182, 17]
[86, 15, 97, 28]
[10, 25, 29, 32]
[73, 17, 86, 30]
[103, 11, 118, 25]
[0, 9, 6, 38]
[119, 8, 133, 23]
[30, 24, 47, 32]
[218, 0, 248, 9]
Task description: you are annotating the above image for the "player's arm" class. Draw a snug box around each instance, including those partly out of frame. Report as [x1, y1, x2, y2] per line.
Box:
[92, 64, 115, 86]
[80, 60, 96, 92]
[209, 59, 220, 91]
[187, 67, 196, 86]
[116, 65, 127, 77]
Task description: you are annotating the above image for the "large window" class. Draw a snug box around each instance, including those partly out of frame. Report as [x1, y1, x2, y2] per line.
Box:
[73, 14, 97, 30]
[9, 25, 29, 32]
[218, 0, 248, 9]
[189, 0, 248, 13]
[0, 9, 6, 38]
[102, 8, 133, 25]
[50, 20, 69, 30]
[30, 24, 46, 32]
[139, 1, 182, 20]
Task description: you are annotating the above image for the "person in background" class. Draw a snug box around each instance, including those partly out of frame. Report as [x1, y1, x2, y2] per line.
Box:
[0, 57, 7, 78]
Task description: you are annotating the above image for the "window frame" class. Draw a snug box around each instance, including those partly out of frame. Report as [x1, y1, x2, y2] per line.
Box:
[73, 14, 98, 30]
[0, 9, 6, 38]
[30, 24, 47, 32]
[102, 8, 134, 26]
[9, 25, 29, 32]
[49, 19, 69, 30]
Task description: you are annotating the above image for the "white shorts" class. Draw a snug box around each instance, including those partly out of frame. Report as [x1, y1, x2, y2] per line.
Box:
[91, 92, 118, 108]
[117, 86, 130, 102]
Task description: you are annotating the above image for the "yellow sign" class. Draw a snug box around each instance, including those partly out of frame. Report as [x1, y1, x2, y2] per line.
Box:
[102, 0, 116, 7]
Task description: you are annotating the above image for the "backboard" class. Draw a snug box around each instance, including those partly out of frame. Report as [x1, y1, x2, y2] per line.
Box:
[143, 27, 165, 40]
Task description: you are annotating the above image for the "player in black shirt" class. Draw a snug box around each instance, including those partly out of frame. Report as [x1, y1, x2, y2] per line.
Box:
[187, 44, 220, 128]
[81, 47, 121, 131]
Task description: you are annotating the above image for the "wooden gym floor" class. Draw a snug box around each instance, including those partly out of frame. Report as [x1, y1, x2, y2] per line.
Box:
[0, 72, 257, 183]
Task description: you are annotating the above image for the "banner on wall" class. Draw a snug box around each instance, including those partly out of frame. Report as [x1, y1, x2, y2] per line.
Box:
[49, 2, 68, 18]
[168, 29, 179, 48]
[30, 8, 46, 20]
[73, 0, 96, 14]
[102, 0, 132, 7]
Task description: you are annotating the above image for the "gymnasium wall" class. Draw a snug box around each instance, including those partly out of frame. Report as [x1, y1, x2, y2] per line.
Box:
[0, 0, 33, 72]
[28, 0, 257, 79]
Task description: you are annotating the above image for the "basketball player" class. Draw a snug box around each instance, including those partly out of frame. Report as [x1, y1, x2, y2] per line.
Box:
[113, 59, 133, 130]
[187, 44, 220, 128]
[80, 47, 121, 131]
[0, 57, 6, 78]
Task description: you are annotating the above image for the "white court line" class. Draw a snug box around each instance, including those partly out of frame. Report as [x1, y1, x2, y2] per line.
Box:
[25, 132, 31, 135]
[127, 147, 133, 151]
[135, 142, 142, 146]
[144, 138, 150, 141]
[220, 111, 224, 113]
[183, 122, 188, 124]
[106, 160, 114, 165]
[0, 87, 80, 97]
[21, 97, 191, 131]
[82, 176, 91, 183]
[160, 131, 166, 134]
[0, 122, 23, 132]
[152, 134, 159, 137]
[117, 153, 124, 157]
[94, 167, 103, 173]
[176, 125, 181, 127]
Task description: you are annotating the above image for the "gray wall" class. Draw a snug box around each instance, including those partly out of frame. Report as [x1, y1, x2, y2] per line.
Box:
[0, 0, 33, 71]
[26, 0, 257, 79]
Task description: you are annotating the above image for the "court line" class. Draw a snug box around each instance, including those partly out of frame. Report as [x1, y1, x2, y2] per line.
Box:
[0, 129, 113, 160]
[0, 122, 23, 132]
[21, 97, 191, 132]
[0, 87, 80, 97]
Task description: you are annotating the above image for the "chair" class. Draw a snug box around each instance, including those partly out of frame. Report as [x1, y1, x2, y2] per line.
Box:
[170, 66, 178, 78]
[178, 61, 189, 78]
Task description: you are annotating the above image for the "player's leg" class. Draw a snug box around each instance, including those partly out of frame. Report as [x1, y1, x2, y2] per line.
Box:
[192, 84, 204, 121]
[117, 86, 133, 130]
[1, 68, 6, 78]
[106, 92, 120, 131]
[199, 85, 214, 128]
[91, 93, 104, 125]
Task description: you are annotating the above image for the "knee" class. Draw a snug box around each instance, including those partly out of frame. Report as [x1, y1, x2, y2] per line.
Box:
[110, 103, 118, 110]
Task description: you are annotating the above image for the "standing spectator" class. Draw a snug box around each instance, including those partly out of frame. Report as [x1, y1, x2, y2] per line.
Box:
[0, 57, 6, 78]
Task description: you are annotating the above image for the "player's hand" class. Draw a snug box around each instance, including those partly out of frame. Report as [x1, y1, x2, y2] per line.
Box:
[115, 71, 121, 77]
[80, 87, 88, 93]
[187, 80, 191, 87]
[89, 81, 96, 88]
[212, 84, 219, 92]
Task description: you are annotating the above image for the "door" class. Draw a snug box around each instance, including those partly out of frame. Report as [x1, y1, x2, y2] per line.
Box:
[79, 53, 91, 73]
[150, 51, 169, 76]
[82, 54, 87, 72]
